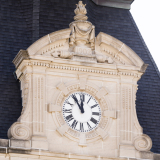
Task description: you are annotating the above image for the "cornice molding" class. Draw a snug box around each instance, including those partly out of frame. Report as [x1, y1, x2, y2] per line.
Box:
[18, 60, 142, 79]
[92, 0, 134, 9]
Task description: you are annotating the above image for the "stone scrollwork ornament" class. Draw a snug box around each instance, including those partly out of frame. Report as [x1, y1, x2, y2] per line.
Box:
[7, 122, 31, 140]
[134, 134, 152, 152]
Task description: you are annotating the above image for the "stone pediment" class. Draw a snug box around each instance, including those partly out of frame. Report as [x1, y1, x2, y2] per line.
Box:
[13, 6, 147, 73]
[27, 29, 144, 68]
[14, 29, 147, 73]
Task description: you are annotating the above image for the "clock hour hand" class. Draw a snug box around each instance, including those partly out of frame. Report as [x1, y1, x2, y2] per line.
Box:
[71, 95, 83, 113]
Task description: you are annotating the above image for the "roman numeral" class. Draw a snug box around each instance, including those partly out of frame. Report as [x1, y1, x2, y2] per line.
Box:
[91, 104, 98, 109]
[87, 96, 91, 104]
[87, 122, 92, 130]
[66, 101, 73, 106]
[80, 93, 85, 104]
[64, 109, 72, 113]
[80, 123, 84, 132]
[92, 112, 99, 116]
[90, 117, 97, 124]
[68, 117, 74, 122]
[66, 114, 73, 122]
[71, 120, 78, 129]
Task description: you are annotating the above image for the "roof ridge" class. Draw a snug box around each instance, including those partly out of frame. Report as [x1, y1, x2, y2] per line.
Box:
[128, 10, 160, 78]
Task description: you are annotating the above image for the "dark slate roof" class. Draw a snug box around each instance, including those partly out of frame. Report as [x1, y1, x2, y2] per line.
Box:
[0, 0, 160, 153]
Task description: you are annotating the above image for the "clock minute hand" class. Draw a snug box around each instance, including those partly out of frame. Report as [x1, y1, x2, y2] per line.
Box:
[72, 95, 82, 112]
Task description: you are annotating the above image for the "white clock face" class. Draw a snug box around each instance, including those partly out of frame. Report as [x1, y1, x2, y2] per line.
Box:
[62, 92, 101, 132]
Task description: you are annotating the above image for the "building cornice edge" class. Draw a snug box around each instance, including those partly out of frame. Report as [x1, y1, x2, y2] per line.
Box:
[92, 0, 134, 9]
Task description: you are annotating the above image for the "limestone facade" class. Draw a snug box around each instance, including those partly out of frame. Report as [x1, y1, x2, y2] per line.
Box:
[0, 1, 155, 160]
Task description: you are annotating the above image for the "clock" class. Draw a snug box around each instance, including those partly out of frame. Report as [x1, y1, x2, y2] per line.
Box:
[62, 92, 101, 132]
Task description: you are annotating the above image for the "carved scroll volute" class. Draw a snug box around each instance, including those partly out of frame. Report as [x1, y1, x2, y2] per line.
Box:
[9, 61, 48, 148]
[8, 122, 31, 140]
[7, 69, 32, 140]
[134, 134, 152, 151]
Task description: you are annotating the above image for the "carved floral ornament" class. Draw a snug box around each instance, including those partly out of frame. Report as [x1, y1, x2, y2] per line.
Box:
[9, 1, 153, 158]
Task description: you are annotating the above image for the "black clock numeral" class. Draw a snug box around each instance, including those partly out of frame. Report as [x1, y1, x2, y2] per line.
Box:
[92, 112, 99, 116]
[87, 122, 92, 130]
[66, 114, 73, 122]
[68, 117, 74, 122]
[80, 123, 84, 132]
[71, 120, 78, 129]
[80, 94, 83, 102]
[87, 96, 91, 104]
[91, 104, 98, 109]
[90, 117, 97, 124]
[64, 109, 72, 113]
[66, 101, 74, 106]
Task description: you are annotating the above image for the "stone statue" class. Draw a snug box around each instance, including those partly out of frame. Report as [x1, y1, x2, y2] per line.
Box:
[69, 1, 95, 50]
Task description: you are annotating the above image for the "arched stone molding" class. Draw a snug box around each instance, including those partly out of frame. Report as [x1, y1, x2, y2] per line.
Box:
[27, 29, 71, 56]
[12, 30, 147, 74]
[96, 32, 145, 68]
[24, 29, 146, 72]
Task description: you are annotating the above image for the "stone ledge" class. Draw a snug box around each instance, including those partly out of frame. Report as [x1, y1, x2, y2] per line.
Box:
[0, 139, 9, 147]
[0, 142, 159, 160]
[154, 154, 160, 160]
[140, 151, 153, 160]
[92, 0, 134, 9]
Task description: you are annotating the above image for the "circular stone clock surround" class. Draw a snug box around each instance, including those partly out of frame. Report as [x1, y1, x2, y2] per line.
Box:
[51, 80, 113, 143]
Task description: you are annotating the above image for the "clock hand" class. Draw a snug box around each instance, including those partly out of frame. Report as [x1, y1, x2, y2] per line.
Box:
[71, 95, 82, 112]
[80, 94, 84, 113]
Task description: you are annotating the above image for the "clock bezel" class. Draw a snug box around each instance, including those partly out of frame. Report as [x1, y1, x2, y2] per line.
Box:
[62, 91, 102, 133]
